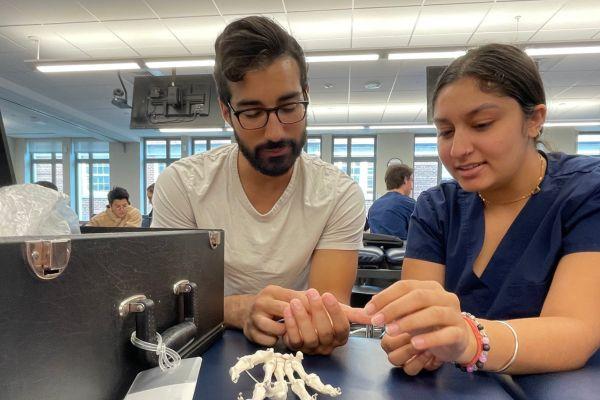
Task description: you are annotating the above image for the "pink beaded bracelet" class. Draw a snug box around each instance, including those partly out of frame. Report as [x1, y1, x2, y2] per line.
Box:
[457, 312, 490, 373]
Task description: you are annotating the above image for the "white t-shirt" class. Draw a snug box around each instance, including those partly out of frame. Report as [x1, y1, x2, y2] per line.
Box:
[152, 144, 365, 296]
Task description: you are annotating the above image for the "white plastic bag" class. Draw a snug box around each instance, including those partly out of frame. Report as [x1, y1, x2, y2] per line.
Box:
[0, 184, 80, 236]
[124, 357, 202, 400]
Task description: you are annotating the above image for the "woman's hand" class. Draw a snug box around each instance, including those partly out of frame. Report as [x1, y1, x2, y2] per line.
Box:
[365, 280, 477, 369]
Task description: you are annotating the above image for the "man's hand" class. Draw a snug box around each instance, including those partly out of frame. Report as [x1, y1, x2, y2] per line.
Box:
[240, 285, 308, 347]
[282, 288, 350, 355]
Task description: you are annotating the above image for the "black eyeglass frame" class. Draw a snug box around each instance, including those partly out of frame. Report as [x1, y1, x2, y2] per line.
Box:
[227, 93, 310, 130]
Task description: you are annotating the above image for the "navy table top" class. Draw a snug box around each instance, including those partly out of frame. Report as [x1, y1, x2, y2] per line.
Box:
[193, 329, 512, 400]
[512, 350, 600, 400]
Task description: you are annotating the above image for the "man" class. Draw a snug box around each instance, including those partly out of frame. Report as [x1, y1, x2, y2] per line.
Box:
[87, 186, 142, 227]
[152, 16, 365, 354]
[35, 180, 58, 191]
[367, 164, 416, 240]
[141, 183, 154, 228]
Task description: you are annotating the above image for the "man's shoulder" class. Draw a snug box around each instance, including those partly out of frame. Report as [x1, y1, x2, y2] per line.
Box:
[162, 144, 236, 183]
[299, 153, 356, 186]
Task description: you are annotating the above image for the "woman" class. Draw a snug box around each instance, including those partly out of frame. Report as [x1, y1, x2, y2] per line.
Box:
[360, 43, 600, 375]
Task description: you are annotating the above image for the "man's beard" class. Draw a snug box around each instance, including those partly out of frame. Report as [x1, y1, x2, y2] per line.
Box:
[235, 129, 307, 177]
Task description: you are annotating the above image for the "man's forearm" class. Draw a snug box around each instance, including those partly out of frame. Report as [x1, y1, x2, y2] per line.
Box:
[224, 294, 255, 329]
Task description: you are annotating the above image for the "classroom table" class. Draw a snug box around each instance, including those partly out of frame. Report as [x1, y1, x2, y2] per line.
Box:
[193, 329, 512, 400]
[511, 350, 600, 400]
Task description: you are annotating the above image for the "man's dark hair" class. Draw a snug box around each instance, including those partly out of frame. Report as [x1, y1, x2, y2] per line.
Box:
[35, 180, 58, 191]
[146, 183, 155, 192]
[432, 43, 546, 137]
[108, 186, 130, 205]
[385, 164, 414, 190]
[213, 16, 308, 104]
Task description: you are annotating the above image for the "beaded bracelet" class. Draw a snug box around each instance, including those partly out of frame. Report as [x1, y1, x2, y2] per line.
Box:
[456, 312, 490, 373]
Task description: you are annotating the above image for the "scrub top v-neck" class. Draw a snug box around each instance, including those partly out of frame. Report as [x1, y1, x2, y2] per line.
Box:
[405, 152, 600, 320]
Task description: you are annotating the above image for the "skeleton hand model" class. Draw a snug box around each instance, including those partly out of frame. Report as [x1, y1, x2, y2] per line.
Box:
[230, 349, 342, 400]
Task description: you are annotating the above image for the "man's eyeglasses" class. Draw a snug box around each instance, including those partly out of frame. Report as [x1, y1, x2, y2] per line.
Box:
[228, 98, 310, 130]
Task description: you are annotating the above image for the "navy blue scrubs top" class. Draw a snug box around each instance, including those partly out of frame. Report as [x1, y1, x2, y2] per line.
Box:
[405, 152, 600, 320]
[368, 191, 416, 240]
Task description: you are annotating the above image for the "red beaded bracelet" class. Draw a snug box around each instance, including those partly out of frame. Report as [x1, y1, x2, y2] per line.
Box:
[457, 312, 490, 373]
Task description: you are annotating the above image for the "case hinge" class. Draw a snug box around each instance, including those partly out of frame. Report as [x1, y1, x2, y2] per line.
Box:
[208, 231, 221, 249]
[23, 239, 71, 280]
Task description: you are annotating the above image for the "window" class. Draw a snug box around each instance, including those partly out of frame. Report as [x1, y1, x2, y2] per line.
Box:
[192, 137, 232, 154]
[413, 136, 451, 199]
[27, 141, 64, 191]
[332, 136, 376, 207]
[577, 134, 600, 156]
[304, 136, 322, 158]
[144, 139, 182, 213]
[75, 144, 110, 222]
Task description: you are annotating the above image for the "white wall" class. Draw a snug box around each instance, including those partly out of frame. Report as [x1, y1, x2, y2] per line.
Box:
[543, 127, 578, 154]
[7, 137, 25, 184]
[375, 132, 415, 198]
[109, 141, 142, 209]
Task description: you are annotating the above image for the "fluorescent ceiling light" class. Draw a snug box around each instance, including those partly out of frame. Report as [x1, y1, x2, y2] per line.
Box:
[307, 126, 365, 131]
[306, 54, 379, 63]
[543, 121, 600, 127]
[388, 51, 466, 60]
[370, 124, 435, 129]
[526, 46, 600, 56]
[159, 127, 224, 133]
[36, 62, 140, 73]
[145, 59, 215, 68]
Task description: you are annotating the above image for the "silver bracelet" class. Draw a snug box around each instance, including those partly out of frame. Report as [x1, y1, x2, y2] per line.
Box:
[493, 320, 519, 373]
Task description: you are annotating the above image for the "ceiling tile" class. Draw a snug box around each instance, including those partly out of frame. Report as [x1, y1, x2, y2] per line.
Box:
[425, 0, 493, 3]
[352, 36, 411, 48]
[413, 3, 491, 35]
[410, 33, 472, 46]
[309, 92, 349, 104]
[468, 31, 536, 45]
[543, 0, 600, 30]
[300, 38, 351, 51]
[351, 61, 400, 78]
[103, 20, 183, 51]
[135, 45, 190, 57]
[353, 7, 420, 37]
[351, 75, 396, 92]
[354, 0, 421, 7]
[288, 10, 352, 40]
[163, 16, 226, 47]
[308, 63, 350, 79]
[477, 1, 563, 33]
[308, 77, 349, 93]
[0, 35, 25, 53]
[214, 0, 284, 15]
[78, 0, 157, 21]
[388, 90, 426, 103]
[530, 29, 598, 42]
[549, 54, 600, 72]
[283, 0, 351, 12]
[144, 0, 219, 18]
[554, 85, 600, 99]
[349, 91, 390, 104]
[0, 1, 42, 25]
[542, 71, 581, 86]
[185, 44, 216, 55]
[85, 47, 139, 58]
[48, 23, 125, 50]
[6, 0, 95, 24]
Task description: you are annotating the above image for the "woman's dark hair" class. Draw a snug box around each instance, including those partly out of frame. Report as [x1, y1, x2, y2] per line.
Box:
[213, 16, 308, 104]
[432, 43, 546, 135]
[108, 186, 130, 205]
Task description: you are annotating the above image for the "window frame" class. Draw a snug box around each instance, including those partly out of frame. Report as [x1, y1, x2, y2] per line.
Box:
[331, 135, 377, 205]
[30, 151, 63, 190]
[304, 135, 322, 158]
[143, 138, 182, 213]
[75, 151, 110, 221]
[191, 136, 233, 154]
[576, 133, 600, 157]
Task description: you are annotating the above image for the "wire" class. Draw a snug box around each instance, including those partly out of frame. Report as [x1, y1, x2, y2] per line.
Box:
[130, 331, 182, 371]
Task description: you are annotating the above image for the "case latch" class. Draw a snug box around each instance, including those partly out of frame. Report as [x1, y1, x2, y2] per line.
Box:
[208, 231, 221, 249]
[23, 239, 71, 280]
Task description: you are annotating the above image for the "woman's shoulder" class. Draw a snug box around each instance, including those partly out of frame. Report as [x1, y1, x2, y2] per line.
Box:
[547, 152, 600, 178]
